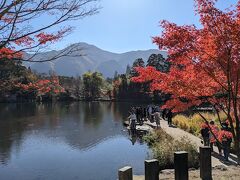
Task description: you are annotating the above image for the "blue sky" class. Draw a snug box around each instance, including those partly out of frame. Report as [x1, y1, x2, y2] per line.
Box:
[55, 0, 237, 53]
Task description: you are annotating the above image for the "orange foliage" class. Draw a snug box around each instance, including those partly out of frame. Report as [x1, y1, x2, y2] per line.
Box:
[0, 29, 70, 60]
[0, 48, 22, 59]
[132, 0, 240, 113]
[218, 130, 233, 143]
[17, 76, 64, 96]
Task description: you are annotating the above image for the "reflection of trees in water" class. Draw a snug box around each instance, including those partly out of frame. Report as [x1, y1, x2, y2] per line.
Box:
[0, 103, 39, 164]
[82, 102, 104, 127]
[0, 102, 147, 164]
[111, 102, 133, 122]
[0, 102, 105, 163]
[0, 116, 28, 164]
[0, 103, 37, 120]
[110, 103, 122, 122]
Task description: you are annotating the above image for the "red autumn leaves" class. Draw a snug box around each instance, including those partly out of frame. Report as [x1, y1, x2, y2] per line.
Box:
[218, 130, 233, 143]
[132, 0, 240, 113]
[0, 29, 70, 60]
[17, 77, 64, 96]
[0, 48, 22, 59]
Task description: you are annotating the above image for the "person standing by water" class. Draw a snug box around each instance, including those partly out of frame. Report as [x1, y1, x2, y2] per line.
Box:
[200, 121, 210, 146]
[162, 108, 167, 120]
[209, 121, 221, 154]
[218, 122, 233, 161]
[128, 110, 137, 134]
[143, 107, 147, 121]
[135, 107, 140, 124]
[148, 106, 153, 122]
[139, 107, 144, 125]
[154, 111, 161, 128]
[167, 109, 173, 126]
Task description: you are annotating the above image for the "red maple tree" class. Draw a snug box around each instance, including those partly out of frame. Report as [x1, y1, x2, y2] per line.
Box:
[17, 76, 64, 96]
[132, 0, 240, 163]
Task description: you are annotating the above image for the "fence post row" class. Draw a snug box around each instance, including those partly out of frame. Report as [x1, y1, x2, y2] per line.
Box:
[145, 159, 159, 180]
[118, 166, 133, 180]
[118, 148, 213, 180]
[174, 151, 189, 180]
[200, 146, 212, 180]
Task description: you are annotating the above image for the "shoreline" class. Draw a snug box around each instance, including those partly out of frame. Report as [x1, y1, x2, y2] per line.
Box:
[0, 99, 164, 104]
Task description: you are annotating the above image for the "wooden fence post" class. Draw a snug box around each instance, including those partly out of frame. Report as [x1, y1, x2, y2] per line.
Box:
[200, 146, 212, 180]
[118, 166, 133, 180]
[145, 159, 159, 180]
[174, 151, 188, 180]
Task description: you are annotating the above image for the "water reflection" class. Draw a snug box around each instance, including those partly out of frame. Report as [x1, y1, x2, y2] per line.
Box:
[0, 102, 150, 179]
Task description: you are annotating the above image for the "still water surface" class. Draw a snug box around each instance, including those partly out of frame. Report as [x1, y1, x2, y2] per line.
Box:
[0, 102, 151, 180]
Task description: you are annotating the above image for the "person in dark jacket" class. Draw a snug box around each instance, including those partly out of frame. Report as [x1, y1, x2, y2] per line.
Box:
[218, 122, 233, 161]
[167, 110, 173, 126]
[162, 108, 167, 120]
[139, 107, 144, 125]
[201, 121, 210, 146]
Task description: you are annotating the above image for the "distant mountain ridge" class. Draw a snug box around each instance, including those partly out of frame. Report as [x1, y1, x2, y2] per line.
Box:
[25, 42, 167, 77]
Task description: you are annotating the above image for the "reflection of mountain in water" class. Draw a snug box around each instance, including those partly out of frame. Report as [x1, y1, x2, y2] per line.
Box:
[0, 102, 136, 164]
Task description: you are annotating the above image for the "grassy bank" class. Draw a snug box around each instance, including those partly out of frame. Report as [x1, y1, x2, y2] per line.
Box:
[144, 130, 199, 169]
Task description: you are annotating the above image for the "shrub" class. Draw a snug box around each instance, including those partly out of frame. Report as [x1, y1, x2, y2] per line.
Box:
[144, 130, 199, 169]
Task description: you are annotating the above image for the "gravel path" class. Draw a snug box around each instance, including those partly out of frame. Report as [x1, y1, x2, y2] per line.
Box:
[132, 119, 239, 180]
[144, 118, 238, 167]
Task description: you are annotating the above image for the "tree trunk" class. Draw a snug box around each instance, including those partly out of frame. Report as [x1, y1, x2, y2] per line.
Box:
[235, 123, 240, 165]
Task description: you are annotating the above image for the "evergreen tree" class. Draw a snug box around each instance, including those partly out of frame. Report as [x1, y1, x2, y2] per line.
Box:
[130, 58, 145, 77]
[147, 54, 169, 72]
[125, 64, 131, 76]
[114, 71, 118, 80]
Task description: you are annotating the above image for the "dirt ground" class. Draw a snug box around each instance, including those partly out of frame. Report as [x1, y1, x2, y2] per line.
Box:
[133, 166, 240, 180]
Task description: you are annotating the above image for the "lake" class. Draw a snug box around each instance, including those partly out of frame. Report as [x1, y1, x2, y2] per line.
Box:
[0, 102, 151, 180]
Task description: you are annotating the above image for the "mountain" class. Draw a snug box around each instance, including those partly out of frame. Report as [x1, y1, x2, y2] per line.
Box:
[25, 42, 167, 77]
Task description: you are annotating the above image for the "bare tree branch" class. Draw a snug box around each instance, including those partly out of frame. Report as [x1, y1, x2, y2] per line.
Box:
[0, 0, 100, 62]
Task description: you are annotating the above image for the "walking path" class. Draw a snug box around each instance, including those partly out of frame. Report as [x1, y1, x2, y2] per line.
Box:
[144, 118, 238, 167]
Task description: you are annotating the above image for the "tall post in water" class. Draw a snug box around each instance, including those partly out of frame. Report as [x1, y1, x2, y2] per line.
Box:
[118, 166, 133, 180]
[174, 151, 189, 180]
[200, 146, 212, 180]
[145, 159, 159, 180]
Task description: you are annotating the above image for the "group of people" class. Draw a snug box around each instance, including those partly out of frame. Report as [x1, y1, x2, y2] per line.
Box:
[128, 106, 160, 131]
[128, 106, 174, 133]
[129, 105, 233, 162]
[201, 120, 233, 161]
